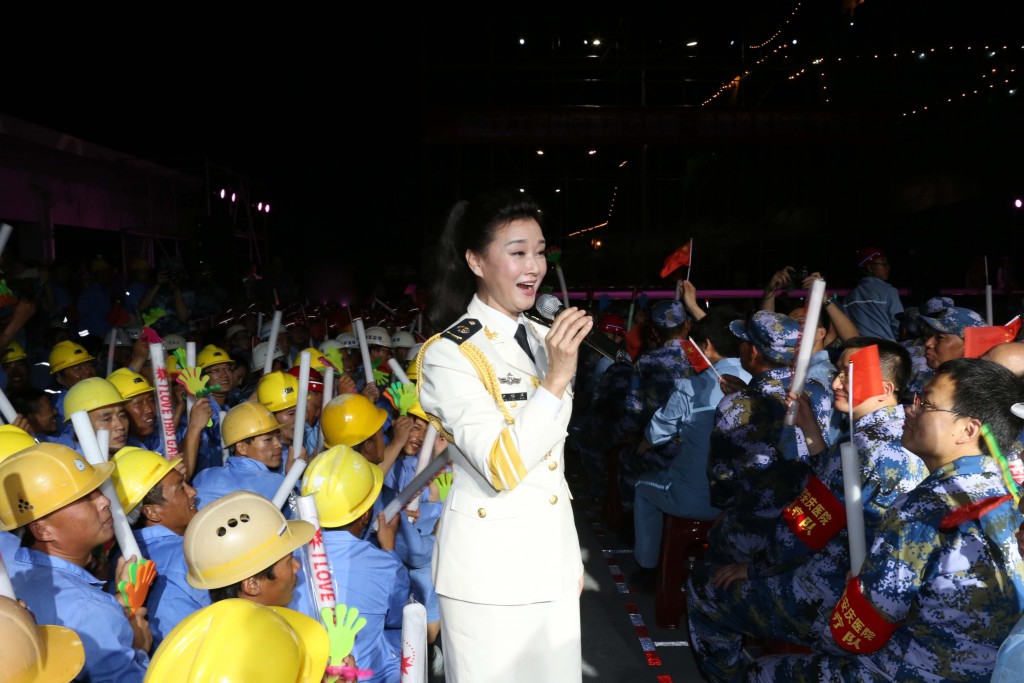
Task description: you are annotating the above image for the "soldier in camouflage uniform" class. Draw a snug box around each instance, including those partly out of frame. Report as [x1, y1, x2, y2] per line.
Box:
[747, 358, 1024, 683]
[705, 311, 832, 566]
[614, 299, 693, 501]
[687, 338, 929, 682]
[905, 304, 984, 401]
[901, 296, 954, 399]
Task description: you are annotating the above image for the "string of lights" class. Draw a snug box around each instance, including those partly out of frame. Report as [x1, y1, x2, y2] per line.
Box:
[747, 1, 802, 50]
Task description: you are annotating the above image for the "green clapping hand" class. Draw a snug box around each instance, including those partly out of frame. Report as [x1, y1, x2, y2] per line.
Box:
[322, 604, 367, 665]
[383, 382, 418, 415]
[435, 471, 453, 501]
[371, 358, 390, 387]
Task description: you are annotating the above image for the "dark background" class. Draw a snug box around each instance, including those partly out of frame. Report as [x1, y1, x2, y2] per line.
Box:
[5, 4, 1024, 310]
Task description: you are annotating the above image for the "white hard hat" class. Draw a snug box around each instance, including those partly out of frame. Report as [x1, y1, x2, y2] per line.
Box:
[391, 330, 415, 349]
[103, 328, 133, 347]
[363, 326, 392, 348]
[162, 334, 186, 351]
[252, 341, 285, 370]
[336, 332, 358, 350]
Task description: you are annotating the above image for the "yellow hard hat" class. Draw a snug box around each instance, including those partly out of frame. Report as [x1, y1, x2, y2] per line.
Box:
[48, 341, 95, 374]
[196, 344, 231, 371]
[145, 600, 328, 683]
[0, 595, 85, 683]
[257, 372, 299, 413]
[320, 394, 387, 448]
[301, 445, 383, 528]
[110, 447, 177, 513]
[407, 401, 429, 422]
[1, 341, 27, 364]
[0, 425, 36, 463]
[221, 402, 280, 448]
[183, 491, 314, 589]
[292, 347, 331, 372]
[0, 443, 114, 530]
[63, 377, 126, 423]
[107, 368, 155, 399]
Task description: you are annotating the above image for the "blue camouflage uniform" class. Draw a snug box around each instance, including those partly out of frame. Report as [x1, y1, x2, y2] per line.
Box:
[134, 524, 210, 648]
[748, 456, 1024, 683]
[11, 547, 149, 682]
[632, 356, 749, 569]
[322, 529, 411, 683]
[706, 311, 833, 565]
[570, 360, 634, 499]
[688, 405, 928, 681]
[902, 342, 931, 399]
[616, 300, 693, 496]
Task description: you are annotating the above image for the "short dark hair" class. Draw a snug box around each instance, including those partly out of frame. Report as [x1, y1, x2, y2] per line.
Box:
[840, 337, 912, 393]
[130, 479, 168, 531]
[691, 308, 741, 359]
[934, 358, 1024, 456]
[209, 562, 278, 603]
[7, 387, 48, 416]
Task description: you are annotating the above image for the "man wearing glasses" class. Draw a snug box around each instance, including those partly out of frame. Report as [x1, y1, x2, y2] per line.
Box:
[747, 358, 1024, 683]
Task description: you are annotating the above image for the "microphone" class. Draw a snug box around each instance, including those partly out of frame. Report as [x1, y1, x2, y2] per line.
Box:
[528, 294, 632, 364]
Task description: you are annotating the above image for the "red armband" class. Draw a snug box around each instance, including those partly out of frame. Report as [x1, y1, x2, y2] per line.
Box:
[782, 475, 846, 552]
[829, 576, 898, 654]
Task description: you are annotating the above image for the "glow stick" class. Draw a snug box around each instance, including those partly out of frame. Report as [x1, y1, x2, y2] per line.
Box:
[784, 279, 826, 426]
[353, 319, 374, 386]
[380, 452, 449, 526]
[387, 359, 410, 385]
[555, 264, 570, 309]
[71, 410, 144, 561]
[0, 387, 17, 424]
[400, 601, 427, 683]
[318, 366, 334, 454]
[96, 429, 109, 458]
[0, 224, 13, 261]
[106, 330, 116, 377]
[293, 352, 311, 463]
[149, 343, 179, 460]
[263, 311, 282, 376]
[405, 424, 438, 517]
[685, 237, 694, 282]
[0, 553, 14, 599]
[185, 342, 197, 418]
[841, 360, 866, 575]
[256, 312, 264, 338]
[272, 459, 307, 509]
[295, 495, 337, 612]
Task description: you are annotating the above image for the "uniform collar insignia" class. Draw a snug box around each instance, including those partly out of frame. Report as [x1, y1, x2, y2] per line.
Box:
[484, 326, 499, 341]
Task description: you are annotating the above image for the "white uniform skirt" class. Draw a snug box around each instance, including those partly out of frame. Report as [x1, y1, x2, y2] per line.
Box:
[439, 585, 582, 683]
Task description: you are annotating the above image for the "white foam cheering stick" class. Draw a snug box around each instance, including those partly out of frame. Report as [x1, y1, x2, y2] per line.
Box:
[784, 279, 826, 426]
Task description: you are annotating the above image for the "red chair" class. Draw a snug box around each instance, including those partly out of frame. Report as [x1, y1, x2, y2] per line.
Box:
[655, 514, 716, 629]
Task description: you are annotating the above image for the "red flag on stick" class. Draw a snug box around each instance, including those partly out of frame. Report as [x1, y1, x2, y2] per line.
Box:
[680, 337, 712, 373]
[963, 316, 1022, 358]
[660, 241, 692, 278]
[850, 345, 884, 406]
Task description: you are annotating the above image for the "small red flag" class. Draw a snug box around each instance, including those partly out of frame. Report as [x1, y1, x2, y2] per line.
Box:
[680, 338, 711, 373]
[660, 241, 692, 278]
[963, 316, 1022, 358]
[850, 345, 884, 406]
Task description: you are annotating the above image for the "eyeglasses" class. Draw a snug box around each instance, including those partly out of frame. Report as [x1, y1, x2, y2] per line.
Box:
[908, 392, 972, 419]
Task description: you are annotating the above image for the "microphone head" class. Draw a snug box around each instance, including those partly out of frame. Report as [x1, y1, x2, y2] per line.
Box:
[535, 294, 563, 321]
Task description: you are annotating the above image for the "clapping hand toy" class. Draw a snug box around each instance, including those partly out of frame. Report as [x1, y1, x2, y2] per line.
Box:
[117, 559, 157, 616]
[371, 358, 390, 387]
[383, 382, 417, 415]
[323, 604, 369, 682]
[435, 470, 453, 501]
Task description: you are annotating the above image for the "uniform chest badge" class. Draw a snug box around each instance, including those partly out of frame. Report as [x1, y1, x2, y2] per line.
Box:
[499, 373, 521, 385]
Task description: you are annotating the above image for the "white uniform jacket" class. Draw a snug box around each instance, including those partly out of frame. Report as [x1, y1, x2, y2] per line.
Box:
[419, 296, 583, 605]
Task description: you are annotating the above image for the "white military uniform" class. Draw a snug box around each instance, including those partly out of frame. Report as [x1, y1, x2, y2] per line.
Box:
[418, 295, 583, 683]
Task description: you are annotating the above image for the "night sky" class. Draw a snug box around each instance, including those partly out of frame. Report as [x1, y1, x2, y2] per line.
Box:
[5, 5, 1024, 309]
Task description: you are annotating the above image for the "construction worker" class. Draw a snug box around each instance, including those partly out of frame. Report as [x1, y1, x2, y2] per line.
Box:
[48, 339, 96, 425]
[2, 340, 32, 390]
[302, 445, 409, 683]
[183, 491, 314, 613]
[178, 344, 233, 475]
[62, 377, 129, 457]
[2, 443, 151, 681]
[0, 425, 38, 568]
[190, 402, 288, 513]
[257, 371, 311, 468]
[0, 594, 85, 683]
[391, 329, 416, 367]
[110, 447, 204, 648]
[288, 362, 325, 455]
[321, 393, 411, 479]
[108, 368, 166, 455]
[145, 599, 328, 682]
